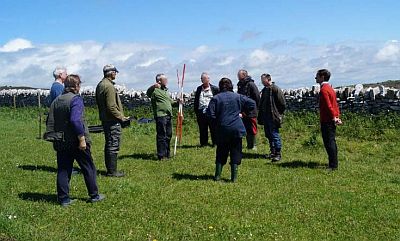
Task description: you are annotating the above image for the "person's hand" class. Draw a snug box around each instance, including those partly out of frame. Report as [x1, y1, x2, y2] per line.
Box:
[154, 83, 161, 88]
[78, 135, 86, 150]
[123, 116, 130, 121]
[334, 117, 343, 125]
[239, 113, 243, 118]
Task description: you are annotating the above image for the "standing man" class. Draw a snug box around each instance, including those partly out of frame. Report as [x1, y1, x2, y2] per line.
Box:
[193, 72, 219, 146]
[49, 67, 67, 103]
[315, 69, 342, 171]
[95, 64, 127, 177]
[237, 69, 260, 150]
[146, 74, 177, 160]
[44, 74, 105, 206]
[258, 74, 286, 162]
[207, 78, 256, 182]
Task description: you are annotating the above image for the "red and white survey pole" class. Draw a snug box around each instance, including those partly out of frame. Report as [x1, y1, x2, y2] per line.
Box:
[174, 64, 185, 156]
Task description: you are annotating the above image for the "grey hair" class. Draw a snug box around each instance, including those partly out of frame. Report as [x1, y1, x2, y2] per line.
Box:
[238, 69, 248, 76]
[155, 73, 166, 82]
[200, 72, 209, 79]
[53, 67, 67, 79]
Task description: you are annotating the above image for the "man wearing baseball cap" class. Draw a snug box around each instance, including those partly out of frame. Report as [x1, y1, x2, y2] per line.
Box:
[95, 64, 128, 177]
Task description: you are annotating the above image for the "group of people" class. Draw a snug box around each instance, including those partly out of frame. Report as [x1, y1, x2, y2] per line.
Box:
[44, 65, 342, 206]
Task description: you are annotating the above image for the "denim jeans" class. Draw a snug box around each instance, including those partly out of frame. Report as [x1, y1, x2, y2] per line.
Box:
[263, 117, 282, 152]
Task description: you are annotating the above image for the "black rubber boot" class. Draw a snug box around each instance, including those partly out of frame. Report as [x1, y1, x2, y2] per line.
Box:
[214, 163, 223, 181]
[246, 135, 256, 150]
[231, 164, 238, 183]
[106, 153, 125, 177]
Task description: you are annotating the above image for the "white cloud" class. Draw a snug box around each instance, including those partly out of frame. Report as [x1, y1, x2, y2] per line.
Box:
[0, 38, 33, 52]
[0, 38, 399, 91]
[375, 40, 400, 62]
[248, 49, 271, 67]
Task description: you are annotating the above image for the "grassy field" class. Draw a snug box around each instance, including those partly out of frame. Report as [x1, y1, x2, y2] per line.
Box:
[0, 107, 399, 241]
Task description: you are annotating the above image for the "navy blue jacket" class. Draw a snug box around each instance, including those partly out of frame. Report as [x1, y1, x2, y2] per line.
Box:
[207, 91, 256, 143]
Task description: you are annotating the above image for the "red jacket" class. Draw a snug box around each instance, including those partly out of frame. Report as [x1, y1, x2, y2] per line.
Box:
[319, 83, 340, 123]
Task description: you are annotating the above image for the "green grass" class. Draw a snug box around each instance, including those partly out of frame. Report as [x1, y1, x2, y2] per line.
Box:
[0, 107, 399, 241]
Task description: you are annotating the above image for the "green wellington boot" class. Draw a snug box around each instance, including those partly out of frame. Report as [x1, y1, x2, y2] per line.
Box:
[231, 164, 238, 182]
[214, 163, 223, 181]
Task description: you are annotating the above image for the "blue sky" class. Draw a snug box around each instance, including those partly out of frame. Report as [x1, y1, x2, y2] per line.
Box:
[1, 0, 399, 91]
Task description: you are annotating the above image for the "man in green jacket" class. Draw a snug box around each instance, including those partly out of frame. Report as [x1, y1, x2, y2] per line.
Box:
[95, 64, 128, 177]
[146, 73, 176, 160]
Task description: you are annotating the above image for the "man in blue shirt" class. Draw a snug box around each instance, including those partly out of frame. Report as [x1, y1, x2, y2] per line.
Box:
[49, 67, 67, 103]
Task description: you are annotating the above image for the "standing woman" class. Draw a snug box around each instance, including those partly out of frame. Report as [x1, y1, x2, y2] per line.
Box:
[45, 74, 104, 206]
[207, 78, 256, 182]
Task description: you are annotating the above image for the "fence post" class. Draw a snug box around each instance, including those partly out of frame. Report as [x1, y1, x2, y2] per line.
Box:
[13, 94, 16, 108]
[37, 91, 42, 139]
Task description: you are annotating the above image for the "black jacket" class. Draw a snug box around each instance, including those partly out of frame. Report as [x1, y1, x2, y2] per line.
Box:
[237, 76, 260, 117]
[194, 84, 220, 115]
[258, 84, 286, 127]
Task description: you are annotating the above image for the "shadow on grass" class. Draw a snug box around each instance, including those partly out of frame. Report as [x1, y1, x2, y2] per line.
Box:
[172, 173, 215, 181]
[119, 153, 157, 161]
[18, 192, 59, 204]
[277, 160, 327, 169]
[18, 164, 57, 173]
[242, 152, 267, 159]
[180, 144, 203, 149]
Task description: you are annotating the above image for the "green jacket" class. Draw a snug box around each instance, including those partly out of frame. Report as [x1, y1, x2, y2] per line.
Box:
[146, 85, 175, 118]
[95, 77, 124, 122]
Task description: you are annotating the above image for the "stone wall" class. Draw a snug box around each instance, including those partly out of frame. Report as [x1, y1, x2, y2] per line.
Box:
[1, 84, 399, 113]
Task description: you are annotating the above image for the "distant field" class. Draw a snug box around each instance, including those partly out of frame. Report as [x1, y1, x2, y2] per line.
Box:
[0, 107, 399, 241]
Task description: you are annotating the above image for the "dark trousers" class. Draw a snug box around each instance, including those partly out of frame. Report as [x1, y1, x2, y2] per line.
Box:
[156, 116, 172, 159]
[57, 145, 98, 202]
[196, 112, 217, 146]
[216, 137, 243, 166]
[263, 117, 282, 153]
[102, 121, 121, 172]
[321, 122, 338, 168]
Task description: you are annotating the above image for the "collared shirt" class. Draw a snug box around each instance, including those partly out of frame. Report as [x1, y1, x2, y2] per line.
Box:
[198, 86, 214, 112]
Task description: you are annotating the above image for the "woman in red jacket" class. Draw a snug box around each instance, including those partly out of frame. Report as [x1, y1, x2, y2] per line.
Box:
[315, 69, 342, 171]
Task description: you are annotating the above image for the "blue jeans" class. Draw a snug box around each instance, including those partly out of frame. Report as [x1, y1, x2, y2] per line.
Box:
[263, 117, 282, 153]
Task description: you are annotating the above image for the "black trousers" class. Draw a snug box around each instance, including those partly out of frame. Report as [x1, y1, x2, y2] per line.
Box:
[196, 112, 217, 146]
[57, 145, 98, 203]
[216, 137, 243, 165]
[156, 116, 172, 159]
[321, 121, 338, 168]
[102, 121, 122, 155]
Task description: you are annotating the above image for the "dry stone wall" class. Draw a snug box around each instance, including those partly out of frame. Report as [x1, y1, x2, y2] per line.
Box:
[1, 84, 399, 113]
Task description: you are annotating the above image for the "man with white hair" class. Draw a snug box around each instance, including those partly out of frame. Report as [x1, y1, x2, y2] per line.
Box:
[49, 67, 67, 103]
[193, 72, 219, 146]
[95, 64, 128, 177]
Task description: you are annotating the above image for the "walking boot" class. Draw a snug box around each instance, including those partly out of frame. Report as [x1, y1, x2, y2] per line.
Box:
[106, 153, 125, 177]
[231, 164, 238, 183]
[266, 148, 276, 159]
[271, 151, 281, 162]
[214, 163, 223, 181]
